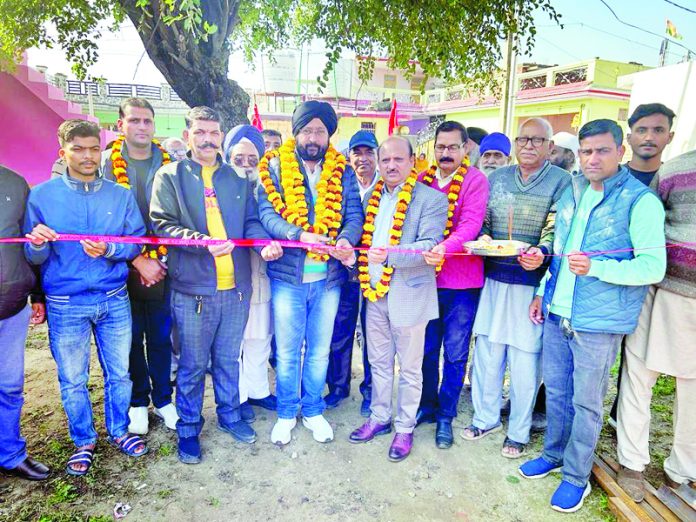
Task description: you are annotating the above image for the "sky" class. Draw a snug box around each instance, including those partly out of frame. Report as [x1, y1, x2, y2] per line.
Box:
[26, 0, 696, 89]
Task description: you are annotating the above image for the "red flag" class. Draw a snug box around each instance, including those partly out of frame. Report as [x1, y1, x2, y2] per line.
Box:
[388, 99, 399, 135]
[251, 103, 263, 131]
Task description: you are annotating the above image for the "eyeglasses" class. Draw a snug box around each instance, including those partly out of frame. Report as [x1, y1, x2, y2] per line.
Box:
[299, 128, 328, 138]
[233, 155, 259, 168]
[515, 136, 548, 147]
[434, 144, 463, 153]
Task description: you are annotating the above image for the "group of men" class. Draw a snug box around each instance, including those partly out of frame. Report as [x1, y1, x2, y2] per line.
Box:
[0, 95, 694, 514]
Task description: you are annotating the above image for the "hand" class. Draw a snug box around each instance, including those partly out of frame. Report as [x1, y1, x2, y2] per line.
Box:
[529, 296, 544, 325]
[80, 240, 107, 258]
[208, 240, 235, 257]
[132, 255, 167, 287]
[423, 243, 446, 266]
[367, 247, 388, 265]
[518, 246, 544, 271]
[25, 224, 58, 246]
[30, 303, 46, 325]
[329, 238, 355, 264]
[568, 251, 591, 276]
[300, 231, 331, 255]
[261, 241, 283, 261]
[478, 234, 492, 243]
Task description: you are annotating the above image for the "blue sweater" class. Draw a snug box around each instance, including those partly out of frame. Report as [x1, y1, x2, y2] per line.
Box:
[23, 173, 145, 303]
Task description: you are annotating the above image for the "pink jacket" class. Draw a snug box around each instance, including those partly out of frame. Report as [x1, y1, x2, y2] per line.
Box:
[418, 166, 489, 289]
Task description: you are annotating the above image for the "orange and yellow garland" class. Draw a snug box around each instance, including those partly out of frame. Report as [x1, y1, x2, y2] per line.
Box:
[357, 170, 418, 302]
[420, 159, 469, 272]
[258, 138, 345, 261]
[110, 135, 171, 261]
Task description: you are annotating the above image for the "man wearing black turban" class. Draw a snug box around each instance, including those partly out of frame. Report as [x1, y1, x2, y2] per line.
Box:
[257, 100, 365, 446]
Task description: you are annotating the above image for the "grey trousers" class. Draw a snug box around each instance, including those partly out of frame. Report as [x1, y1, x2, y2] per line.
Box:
[366, 297, 427, 433]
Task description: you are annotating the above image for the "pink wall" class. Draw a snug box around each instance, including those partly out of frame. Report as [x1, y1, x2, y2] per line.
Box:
[0, 73, 64, 186]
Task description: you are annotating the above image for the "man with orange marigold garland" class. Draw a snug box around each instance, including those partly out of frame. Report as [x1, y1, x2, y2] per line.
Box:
[102, 98, 178, 436]
[349, 136, 447, 462]
[416, 121, 489, 449]
[257, 101, 364, 446]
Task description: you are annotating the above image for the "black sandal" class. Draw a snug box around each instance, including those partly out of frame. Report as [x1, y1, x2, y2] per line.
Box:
[501, 436, 527, 459]
[66, 447, 95, 476]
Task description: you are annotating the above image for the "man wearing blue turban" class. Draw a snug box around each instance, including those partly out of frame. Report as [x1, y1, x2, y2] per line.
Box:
[257, 101, 364, 445]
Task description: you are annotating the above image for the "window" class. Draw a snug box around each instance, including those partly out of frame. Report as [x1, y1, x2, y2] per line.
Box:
[361, 122, 376, 133]
[520, 74, 547, 90]
[384, 74, 397, 89]
[553, 67, 588, 86]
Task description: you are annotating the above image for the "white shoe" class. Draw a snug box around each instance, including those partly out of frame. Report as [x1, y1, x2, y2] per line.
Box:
[302, 415, 334, 443]
[271, 418, 297, 445]
[128, 406, 149, 435]
[154, 403, 179, 430]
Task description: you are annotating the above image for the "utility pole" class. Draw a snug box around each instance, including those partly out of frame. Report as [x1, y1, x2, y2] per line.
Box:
[659, 38, 669, 67]
[500, 26, 518, 136]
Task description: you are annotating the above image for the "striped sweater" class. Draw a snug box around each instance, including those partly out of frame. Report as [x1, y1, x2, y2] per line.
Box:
[481, 161, 571, 286]
[652, 150, 696, 298]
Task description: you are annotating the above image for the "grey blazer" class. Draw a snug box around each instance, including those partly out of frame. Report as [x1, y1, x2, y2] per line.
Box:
[364, 181, 448, 328]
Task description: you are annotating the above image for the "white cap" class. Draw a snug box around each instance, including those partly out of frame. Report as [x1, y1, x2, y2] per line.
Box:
[552, 131, 579, 157]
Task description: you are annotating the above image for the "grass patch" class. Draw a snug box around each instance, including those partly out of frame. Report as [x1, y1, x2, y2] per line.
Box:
[653, 375, 675, 397]
[157, 442, 175, 457]
[49, 480, 79, 505]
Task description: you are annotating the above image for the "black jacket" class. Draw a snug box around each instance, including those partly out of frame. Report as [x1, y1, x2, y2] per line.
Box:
[149, 156, 270, 297]
[0, 166, 41, 320]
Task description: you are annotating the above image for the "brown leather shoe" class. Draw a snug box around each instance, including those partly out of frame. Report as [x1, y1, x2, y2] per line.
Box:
[4, 457, 50, 481]
[617, 466, 645, 502]
[664, 471, 684, 490]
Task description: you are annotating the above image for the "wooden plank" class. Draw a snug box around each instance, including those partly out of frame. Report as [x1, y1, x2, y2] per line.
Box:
[656, 485, 696, 522]
[673, 484, 696, 512]
[592, 459, 655, 522]
[609, 497, 643, 522]
[600, 454, 679, 522]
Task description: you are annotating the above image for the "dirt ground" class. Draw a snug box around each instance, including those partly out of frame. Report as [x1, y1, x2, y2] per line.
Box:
[0, 323, 678, 521]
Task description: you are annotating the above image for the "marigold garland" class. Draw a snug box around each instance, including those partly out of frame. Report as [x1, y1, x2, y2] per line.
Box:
[111, 135, 171, 261]
[420, 159, 470, 272]
[258, 138, 346, 261]
[357, 170, 418, 302]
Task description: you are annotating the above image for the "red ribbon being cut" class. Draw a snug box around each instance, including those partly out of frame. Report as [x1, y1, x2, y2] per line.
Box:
[0, 233, 694, 259]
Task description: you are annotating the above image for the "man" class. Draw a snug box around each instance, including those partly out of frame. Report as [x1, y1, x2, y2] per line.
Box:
[463, 118, 570, 460]
[520, 119, 666, 513]
[161, 137, 188, 162]
[416, 121, 489, 449]
[261, 129, 282, 153]
[624, 103, 675, 187]
[102, 97, 178, 435]
[150, 107, 282, 464]
[616, 149, 695, 502]
[608, 103, 676, 427]
[0, 165, 50, 481]
[24, 119, 148, 476]
[479, 132, 512, 176]
[549, 132, 579, 173]
[222, 125, 277, 419]
[258, 100, 363, 445]
[349, 136, 447, 461]
[324, 130, 378, 414]
[466, 127, 488, 167]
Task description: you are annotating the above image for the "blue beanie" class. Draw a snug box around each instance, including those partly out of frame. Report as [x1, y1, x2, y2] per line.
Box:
[223, 125, 265, 161]
[479, 132, 512, 157]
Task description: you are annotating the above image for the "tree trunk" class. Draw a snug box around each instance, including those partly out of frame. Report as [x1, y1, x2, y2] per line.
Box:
[118, 0, 249, 130]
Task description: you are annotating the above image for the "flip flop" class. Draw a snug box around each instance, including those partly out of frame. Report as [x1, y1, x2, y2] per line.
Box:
[501, 436, 527, 459]
[66, 447, 95, 476]
[460, 424, 502, 441]
[108, 434, 148, 458]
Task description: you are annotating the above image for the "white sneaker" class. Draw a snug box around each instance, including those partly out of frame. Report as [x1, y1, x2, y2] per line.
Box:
[302, 415, 334, 443]
[154, 403, 179, 431]
[271, 418, 297, 445]
[128, 406, 149, 435]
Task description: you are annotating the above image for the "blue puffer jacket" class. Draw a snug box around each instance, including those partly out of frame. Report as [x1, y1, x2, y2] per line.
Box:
[23, 173, 145, 303]
[257, 154, 364, 289]
[542, 167, 652, 334]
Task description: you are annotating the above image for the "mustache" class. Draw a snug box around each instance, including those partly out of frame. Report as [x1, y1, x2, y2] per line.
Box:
[199, 142, 218, 149]
[439, 156, 454, 162]
[640, 142, 657, 147]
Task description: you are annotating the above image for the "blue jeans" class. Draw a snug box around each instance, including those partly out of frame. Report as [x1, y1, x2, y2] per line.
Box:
[0, 305, 31, 469]
[46, 290, 133, 447]
[326, 281, 372, 399]
[542, 314, 621, 487]
[130, 295, 174, 408]
[271, 278, 341, 419]
[171, 289, 249, 438]
[421, 288, 480, 420]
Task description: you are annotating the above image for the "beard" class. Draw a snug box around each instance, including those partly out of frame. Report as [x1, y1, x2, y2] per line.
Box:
[297, 142, 328, 161]
[232, 165, 258, 182]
